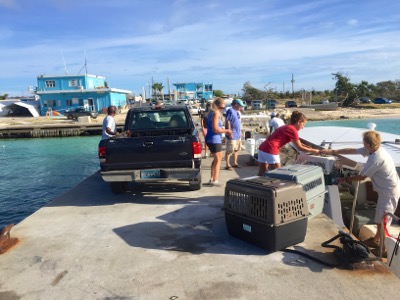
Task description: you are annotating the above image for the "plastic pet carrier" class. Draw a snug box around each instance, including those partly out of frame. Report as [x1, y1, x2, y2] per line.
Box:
[224, 176, 308, 251]
[266, 165, 326, 219]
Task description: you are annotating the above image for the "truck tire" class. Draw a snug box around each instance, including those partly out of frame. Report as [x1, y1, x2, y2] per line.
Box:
[189, 172, 202, 191]
[67, 114, 73, 120]
[110, 182, 127, 194]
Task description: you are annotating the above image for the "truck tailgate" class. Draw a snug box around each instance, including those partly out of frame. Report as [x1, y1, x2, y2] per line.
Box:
[102, 136, 195, 170]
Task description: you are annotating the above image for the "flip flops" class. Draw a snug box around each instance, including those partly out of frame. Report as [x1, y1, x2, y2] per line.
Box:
[232, 164, 241, 168]
[225, 166, 233, 170]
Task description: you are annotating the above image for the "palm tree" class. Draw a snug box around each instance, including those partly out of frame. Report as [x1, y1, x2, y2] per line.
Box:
[152, 82, 164, 100]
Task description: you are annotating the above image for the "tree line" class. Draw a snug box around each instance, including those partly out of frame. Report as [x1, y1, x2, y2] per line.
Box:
[240, 73, 400, 107]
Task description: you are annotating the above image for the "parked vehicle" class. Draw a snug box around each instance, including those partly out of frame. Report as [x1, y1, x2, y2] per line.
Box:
[252, 100, 263, 110]
[98, 105, 202, 194]
[359, 97, 371, 103]
[266, 99, 277, 109]
[320, 99, 330, 104]
[189, 105, 204, 115]
[374, 97, 392, 104]
[177, 99, 189, 105]
[285, 100, 297, 108]
[64, 107, 98, 119]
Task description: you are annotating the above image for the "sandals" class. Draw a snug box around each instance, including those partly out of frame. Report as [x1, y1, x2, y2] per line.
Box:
[232, 164, 241, 168]
[225, 166, 233, 170]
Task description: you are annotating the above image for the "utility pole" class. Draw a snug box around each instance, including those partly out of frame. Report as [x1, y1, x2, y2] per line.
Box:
[291, 73, 295, 98]
[167, 77, 171, 102]
[147, 81, 150, 101]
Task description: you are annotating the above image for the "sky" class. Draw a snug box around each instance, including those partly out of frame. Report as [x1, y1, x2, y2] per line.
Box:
[1, 0, 399, 97]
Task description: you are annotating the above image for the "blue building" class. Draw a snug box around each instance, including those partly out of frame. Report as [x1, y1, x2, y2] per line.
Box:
[172, 82, 213, 101]
[35, 74, 131, 116]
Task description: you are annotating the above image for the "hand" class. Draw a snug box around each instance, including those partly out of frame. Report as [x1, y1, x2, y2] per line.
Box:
[320, 149, 329, 155]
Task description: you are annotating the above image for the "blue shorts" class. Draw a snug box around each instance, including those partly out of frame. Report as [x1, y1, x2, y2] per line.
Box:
[258, 150, 280, 164]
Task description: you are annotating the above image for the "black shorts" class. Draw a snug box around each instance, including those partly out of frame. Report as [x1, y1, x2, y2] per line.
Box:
[207, 143, 223, 153]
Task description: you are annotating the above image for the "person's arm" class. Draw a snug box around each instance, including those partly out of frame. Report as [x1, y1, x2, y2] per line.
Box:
[225, 119, 232, 138]
[106, 127, 118, 136]
[344, 174, 367, 183]
[291, 139, 320, 155]
[212, 112, 231, 135]
[321, 148, 358, 155]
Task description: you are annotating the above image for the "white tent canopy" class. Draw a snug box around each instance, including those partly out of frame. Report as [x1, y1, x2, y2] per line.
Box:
[1, 101, 40, 117]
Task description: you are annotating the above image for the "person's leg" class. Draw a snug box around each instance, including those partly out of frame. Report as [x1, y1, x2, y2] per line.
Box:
[225, 152, 232, 168]
[207, 143, 215, 182]
[232, 139, 240, 166]
[225, 139, 233, 168]
[257, 150, 269, 176]
[372, 194, 398, 242]
[213, 151, 223, 182]
[270, 162, 281, 170]
[258, 162, 268, 176]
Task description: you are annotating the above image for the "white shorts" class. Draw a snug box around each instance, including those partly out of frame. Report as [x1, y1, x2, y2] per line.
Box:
[226, 139, 241, 154]
[257, 150, 280, 164]
[375, 191, 400, 225]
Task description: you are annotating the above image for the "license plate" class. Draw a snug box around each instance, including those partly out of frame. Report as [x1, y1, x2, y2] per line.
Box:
[140, 169, 161, 179]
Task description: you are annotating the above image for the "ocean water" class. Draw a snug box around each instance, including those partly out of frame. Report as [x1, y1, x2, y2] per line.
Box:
[0, 118, 399, 229]
[307, 117, 399, 134]
[0, 136, 100, 229]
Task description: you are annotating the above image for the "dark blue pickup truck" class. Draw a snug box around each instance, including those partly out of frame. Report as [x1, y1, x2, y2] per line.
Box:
[98, 106, 203, 194]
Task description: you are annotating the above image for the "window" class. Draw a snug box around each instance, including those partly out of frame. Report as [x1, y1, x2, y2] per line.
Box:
[45, 80, 56, 88]
[48, 100, 56, 107]
[79, 99, 84, 106]
[66, 99, 72, 106]
[69, 80, 78, 87]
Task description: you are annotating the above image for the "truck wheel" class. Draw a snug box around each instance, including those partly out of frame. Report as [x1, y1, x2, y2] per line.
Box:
[67, 115, 73, 120]
[110, 182, 127, 194]
[189, 172, 202, 190]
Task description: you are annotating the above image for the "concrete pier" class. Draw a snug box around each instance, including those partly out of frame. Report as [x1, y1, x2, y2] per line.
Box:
[0, 153, 399, 299]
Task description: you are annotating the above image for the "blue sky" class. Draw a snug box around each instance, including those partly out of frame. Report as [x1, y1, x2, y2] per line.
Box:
[1, 0, 399, 97]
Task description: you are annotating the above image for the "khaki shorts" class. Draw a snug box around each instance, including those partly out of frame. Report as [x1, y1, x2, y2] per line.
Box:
[225, 139, 241, 154]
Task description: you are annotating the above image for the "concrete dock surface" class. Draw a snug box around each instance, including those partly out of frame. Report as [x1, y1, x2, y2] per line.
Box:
[1, 152, 399, 300]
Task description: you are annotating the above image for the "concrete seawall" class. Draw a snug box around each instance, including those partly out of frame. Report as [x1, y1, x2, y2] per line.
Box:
[0, 122, 124, 138]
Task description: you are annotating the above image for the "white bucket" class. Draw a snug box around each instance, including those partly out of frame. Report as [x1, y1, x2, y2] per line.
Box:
[245, 138, 256, 156]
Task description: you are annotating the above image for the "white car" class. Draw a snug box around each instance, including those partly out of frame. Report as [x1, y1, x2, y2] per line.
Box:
[189, 105, 203, 115]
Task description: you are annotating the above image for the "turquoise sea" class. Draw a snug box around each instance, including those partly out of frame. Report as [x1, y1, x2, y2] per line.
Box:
[0, 118, 399, 229]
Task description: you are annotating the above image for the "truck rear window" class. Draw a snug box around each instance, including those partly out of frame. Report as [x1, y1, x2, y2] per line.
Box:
[128, 110, 189, 130]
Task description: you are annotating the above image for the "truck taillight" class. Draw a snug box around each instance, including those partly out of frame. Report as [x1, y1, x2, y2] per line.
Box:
[192, 141, 202, 158]
[98, 145, 106, 159]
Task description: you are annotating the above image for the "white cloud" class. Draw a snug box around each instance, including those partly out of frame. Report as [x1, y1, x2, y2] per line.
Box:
[1, 0, 400, 96]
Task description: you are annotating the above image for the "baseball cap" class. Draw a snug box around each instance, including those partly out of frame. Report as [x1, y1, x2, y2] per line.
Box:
[232, 99, 245, 107]
[270, 112, 276, 117]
